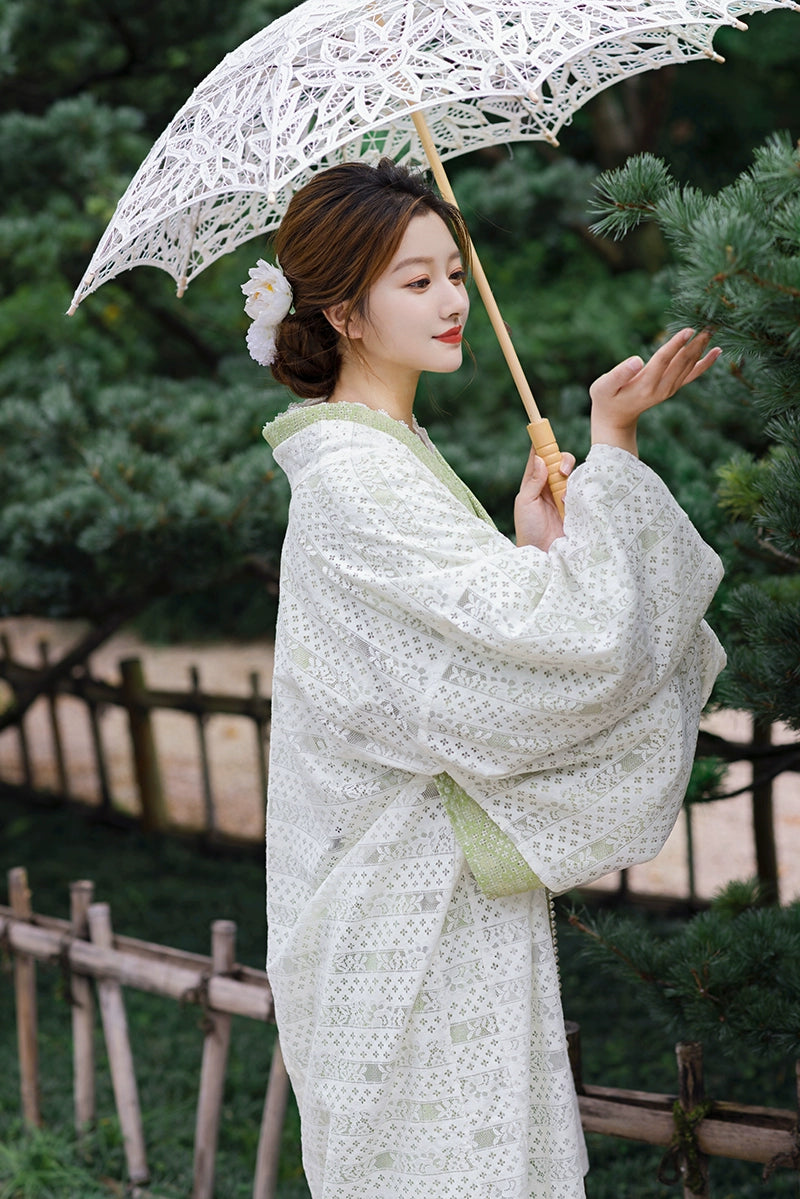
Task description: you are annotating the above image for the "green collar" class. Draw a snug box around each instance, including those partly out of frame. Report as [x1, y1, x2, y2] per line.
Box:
[263, 401, 495, 528]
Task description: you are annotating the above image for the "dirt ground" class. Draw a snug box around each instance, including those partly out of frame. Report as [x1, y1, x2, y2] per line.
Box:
[1, 615, 798, 903]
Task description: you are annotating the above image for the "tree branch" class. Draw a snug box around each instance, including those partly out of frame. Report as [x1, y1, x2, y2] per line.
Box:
[0, 598, 148, 732]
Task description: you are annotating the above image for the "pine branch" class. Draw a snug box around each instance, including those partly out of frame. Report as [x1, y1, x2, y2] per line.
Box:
[567, 913, 667, 987]
[755, 533, 800, 569]
[710, 266, 800, 301]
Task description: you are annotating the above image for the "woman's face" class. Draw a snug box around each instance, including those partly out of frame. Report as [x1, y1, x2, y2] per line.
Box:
[346, 210, 470, 383]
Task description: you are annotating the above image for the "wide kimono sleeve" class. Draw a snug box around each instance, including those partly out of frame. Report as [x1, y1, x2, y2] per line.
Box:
[271, 418, 726, 895]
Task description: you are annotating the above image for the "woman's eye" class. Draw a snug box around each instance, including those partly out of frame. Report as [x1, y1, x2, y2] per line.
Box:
[450, 269, 466, 284]
[407, 278, 430, 289]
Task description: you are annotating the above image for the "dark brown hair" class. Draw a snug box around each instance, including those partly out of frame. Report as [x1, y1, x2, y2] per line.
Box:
[269, 158, 471, 398]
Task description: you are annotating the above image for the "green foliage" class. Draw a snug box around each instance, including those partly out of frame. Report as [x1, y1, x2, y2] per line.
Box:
[0, 2, 307, 639]
[568, 880, 800, 1061]
[0, 370, 290, 620]
[591, 133, 800, 728]
[0, 1123, 119, 1198]
[2, 0, 296, 136]
[651, 11, 800, 189]
[3, 794, 800, 1197]
[683, 753, 727, 806]
[0, 795, 306, 1198]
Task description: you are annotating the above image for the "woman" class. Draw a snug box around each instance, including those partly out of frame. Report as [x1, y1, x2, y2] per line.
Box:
[251, 159, 725, 1198]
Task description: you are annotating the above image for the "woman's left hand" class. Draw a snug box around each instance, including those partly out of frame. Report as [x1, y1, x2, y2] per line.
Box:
[590, 328, 722, 455]
[514, 449, 575, 551]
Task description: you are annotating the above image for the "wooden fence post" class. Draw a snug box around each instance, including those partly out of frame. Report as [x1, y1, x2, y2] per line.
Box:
[676, 1040, 710, 1198]
[752, 718, 779, 904]
[2, 635, 33, 787]
[38, 639, 69, 795]
[83, 683, 113, 813]
[192, 920, 236, 1199]
[8, 866, 41, 1127]
[120, 657, 168, 832]
[190, 665, 215, 837]
[70, 879, 96, 1133]
[88, 901, 149, 1186]
[253, 1037, 291, 1199]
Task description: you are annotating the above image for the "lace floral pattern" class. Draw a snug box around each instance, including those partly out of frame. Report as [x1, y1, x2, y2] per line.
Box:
[263, 404, 725, 1198]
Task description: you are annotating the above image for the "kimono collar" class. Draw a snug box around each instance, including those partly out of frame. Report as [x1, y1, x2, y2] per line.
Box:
[263, 399, 495, 528]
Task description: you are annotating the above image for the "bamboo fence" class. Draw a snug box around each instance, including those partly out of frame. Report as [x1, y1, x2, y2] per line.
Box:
[0, 632, 794, 906]
[4, 865, 800, 1197]
[0, 633, 271, 842]
[3, 866, 288, 1199]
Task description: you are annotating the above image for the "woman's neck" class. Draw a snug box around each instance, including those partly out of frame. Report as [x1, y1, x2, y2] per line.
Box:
[329, 358, 418, 427]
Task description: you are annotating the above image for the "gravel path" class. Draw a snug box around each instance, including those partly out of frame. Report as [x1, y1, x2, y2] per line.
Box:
[2, 615, 798, 903]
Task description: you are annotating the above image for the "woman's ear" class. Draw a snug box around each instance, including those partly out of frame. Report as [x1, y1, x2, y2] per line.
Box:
[324, 302, 362, 340]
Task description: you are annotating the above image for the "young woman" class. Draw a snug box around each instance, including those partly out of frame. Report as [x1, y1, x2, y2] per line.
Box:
[250, 159, 725, 1199]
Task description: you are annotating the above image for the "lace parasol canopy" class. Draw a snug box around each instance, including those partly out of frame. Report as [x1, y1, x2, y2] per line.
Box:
[68, 0, 796, 311]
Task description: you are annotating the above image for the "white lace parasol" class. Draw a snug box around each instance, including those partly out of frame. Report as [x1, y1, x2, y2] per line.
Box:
[68, 0, 796, 312]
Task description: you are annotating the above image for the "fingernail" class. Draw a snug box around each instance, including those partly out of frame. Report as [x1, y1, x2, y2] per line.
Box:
[682, 328, 694, 342]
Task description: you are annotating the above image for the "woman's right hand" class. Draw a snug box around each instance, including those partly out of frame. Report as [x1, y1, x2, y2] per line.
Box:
[590, 328, 721, 457]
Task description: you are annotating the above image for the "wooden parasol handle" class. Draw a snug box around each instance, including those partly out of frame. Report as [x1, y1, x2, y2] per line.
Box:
[410, 110, 566, 517]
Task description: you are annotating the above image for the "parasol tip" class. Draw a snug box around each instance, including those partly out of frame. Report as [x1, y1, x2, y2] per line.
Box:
[704, 49, 725, 63]
[66, 302, 78, 317]
[176, 278, 187, 298]
[732, 18, 748, 29]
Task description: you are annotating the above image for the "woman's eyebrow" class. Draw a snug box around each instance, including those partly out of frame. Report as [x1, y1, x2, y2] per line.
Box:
[391, 251, 463, 273]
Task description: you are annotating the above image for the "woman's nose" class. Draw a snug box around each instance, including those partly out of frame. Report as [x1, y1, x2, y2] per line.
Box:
[443, 280, 469, 318]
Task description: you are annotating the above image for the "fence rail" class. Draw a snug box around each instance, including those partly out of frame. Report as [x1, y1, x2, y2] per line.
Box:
[0, 633, 271, 843]
[1, 630, 797, 904]
[3, 866, 288, 1199]
[5, 866, 800, 1198]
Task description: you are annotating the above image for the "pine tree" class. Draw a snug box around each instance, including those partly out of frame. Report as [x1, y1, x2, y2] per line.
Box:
[570, 136, 800, 1060]
[590, 133, 800, 733]
[568, 880, 800, 1061]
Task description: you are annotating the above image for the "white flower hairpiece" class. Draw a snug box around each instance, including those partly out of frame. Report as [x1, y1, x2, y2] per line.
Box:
[241, 259, 293, 366]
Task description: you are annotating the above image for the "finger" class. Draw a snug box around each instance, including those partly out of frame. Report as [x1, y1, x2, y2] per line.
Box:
[520, 446, 551, 486]
[560, 452, 576, 477]
[664, 332, 717, 391]
[683, 345, 723, 385]
[646, 328, 707, 378]
[641, 328, 714, 393]
[519, 451, 549, 498]
[590, 354, 644, 401]
[519, 444, 541, 487]
[647, 327, 698, 369]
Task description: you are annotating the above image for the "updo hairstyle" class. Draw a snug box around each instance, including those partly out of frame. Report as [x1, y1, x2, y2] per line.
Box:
[270, 158, 471, 398]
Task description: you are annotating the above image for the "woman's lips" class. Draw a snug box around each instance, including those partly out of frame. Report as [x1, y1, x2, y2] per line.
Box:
[435, 327, 463, 343]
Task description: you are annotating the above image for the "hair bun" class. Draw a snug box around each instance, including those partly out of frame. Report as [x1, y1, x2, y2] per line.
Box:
[271, 311, 340, 399]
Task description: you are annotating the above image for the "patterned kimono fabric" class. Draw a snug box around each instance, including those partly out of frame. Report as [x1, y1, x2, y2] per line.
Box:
[262, 402, 725, 1199]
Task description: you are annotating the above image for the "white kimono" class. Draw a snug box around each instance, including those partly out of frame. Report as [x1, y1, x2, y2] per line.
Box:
[262, 401, 725, 1199]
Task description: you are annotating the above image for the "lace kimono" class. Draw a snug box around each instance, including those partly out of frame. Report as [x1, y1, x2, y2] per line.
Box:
[262, 402, 725, 1199]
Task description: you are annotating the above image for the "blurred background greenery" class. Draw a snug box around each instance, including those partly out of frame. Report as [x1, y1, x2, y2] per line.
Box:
[1, 4, 799, 1195]
[0, 0, 797, 660]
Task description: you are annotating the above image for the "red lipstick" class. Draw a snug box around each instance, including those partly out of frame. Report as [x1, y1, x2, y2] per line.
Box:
[435, 326, 463, 343]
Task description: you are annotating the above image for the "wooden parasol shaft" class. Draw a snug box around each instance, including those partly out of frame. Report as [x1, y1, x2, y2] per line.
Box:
[410, 109, 567, 516]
